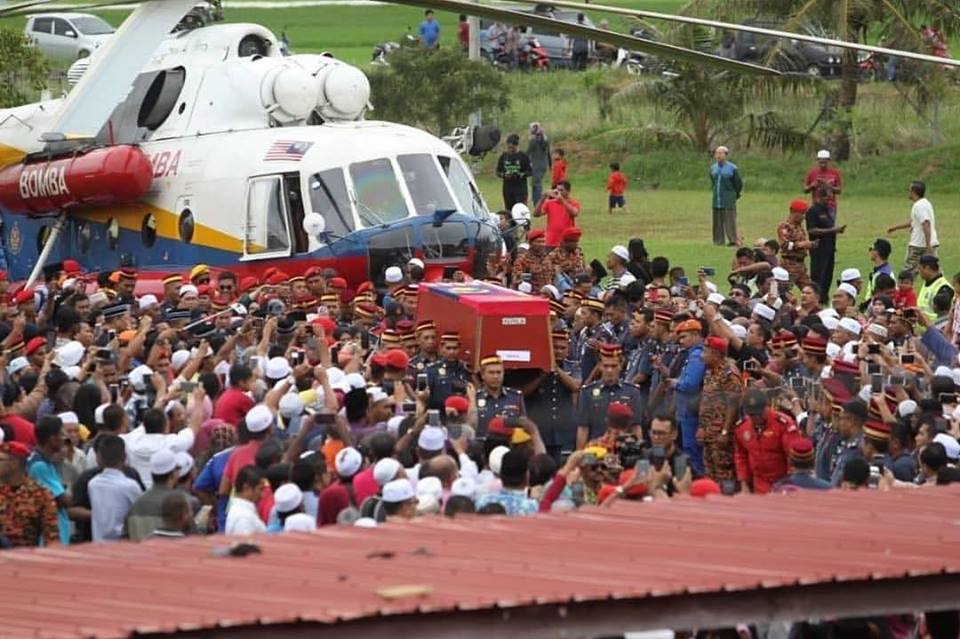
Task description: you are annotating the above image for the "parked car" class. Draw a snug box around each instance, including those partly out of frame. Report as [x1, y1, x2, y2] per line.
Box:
[24, 13, 115, 60]
[719, 20, 842, 77]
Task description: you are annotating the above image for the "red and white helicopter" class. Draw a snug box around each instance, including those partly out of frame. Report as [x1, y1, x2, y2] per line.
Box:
[0, 0, 954, 293]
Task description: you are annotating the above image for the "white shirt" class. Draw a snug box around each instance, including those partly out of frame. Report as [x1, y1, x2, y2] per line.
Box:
[225, 497, 267, 535]
[89, 468, 143, 542]
[123, 426, 196, 489]
[910, 197, 938, 248]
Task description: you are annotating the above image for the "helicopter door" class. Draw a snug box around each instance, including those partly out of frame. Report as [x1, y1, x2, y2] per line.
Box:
[242, 175, 292, 260]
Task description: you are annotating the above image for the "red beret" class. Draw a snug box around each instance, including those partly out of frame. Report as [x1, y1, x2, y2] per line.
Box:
[328, 277, 347, 289]
[25, 336, 46, 356]
[487, 416, 513, 439]
[384, 348, 409, 370]
[310, 316, 337, 333]
[789, 199, 809, 213]
[239, 276, 259, 293]
[561, 227, 582, 241]
[13, 288, 34, 305]
[527, 229, 545, 242]
[371, 351, 388, 367]
[62, 259, 82, 275]
[704, 336, 728, 354]
[690, 478, 722, 498]
[615, 469, 647, 497]
[304, 266, 324, 279]
[265, 271, 288, 286]
[788, 437, 815, 463]
[356, 281, 374, 294]
[0, 271, 7, 282]
[444, 395, 470, 413]
[607, 401, 633, 420]
[0, 441, 30, 459]
[771, 330, 798, 348]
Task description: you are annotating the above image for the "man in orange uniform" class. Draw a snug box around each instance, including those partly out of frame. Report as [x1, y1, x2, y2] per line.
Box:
[734, 389, 803, 494]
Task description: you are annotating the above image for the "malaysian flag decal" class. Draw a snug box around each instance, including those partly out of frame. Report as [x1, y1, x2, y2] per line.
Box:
[264, 140, 314, 162]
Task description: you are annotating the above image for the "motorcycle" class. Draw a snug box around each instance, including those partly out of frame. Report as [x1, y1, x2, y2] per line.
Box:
[371, 33, 417, 66]
[519, 37, 550, 70]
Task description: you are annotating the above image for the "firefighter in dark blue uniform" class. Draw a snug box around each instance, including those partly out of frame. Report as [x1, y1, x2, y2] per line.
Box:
[576, 343, 644, 449]
[475, 354, 526, 438]
[526, 330, 582, 460]
[425, 332, 471, 409]
[575, 297, 606, 381]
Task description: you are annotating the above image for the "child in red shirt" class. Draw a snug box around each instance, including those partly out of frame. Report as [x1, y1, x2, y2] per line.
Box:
[893, 271, 917, 309]
[606, 161, 627, 215]
[551, 148, 567, 188]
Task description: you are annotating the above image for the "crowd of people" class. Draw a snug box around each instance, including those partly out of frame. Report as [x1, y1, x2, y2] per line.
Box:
[0, 136, 958, 554]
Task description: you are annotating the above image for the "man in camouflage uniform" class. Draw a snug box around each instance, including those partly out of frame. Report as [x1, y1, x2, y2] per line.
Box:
[545, 227, 586, 288]
[697, 336, 743, 481]
[776, 199, 816, 289]
[511, 229, 552, 290]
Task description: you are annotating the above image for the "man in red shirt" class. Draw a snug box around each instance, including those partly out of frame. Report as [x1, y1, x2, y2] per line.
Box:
[734, 389, 803, 494]
[606, 162, 627, 215]
[534, 179, 581, 250]
[214, 363, 255, 426]
[803, 149, 842, 214]
[218, 404, 274, 496]
[457, 14, 469, 52]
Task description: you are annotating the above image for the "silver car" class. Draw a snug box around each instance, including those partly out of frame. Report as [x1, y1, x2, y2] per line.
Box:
[24, 13, 115, 60]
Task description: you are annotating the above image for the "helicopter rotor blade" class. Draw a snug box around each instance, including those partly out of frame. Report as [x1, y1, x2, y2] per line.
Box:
[504, 0, 960, 69]
[48, 0, 197, 139]
[391, 0, 780, 74]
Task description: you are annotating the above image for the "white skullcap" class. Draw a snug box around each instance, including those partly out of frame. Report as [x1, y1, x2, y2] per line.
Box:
[138, 294, 158, 311]
[386, 415, 405, 436]
[344, 373, 366, 390]
[149, 449, 177, 476]
[354, 517, 378, 528]
[416, 494, 440, 515]
[174, 451, 194, 478]
[265, 356, 292, 380]
[933, 433, 960, 461]
[826, 343, 842, 359]
[731, 324, 747, 340]
[274, 483, 304, 513]
[451, 476, 476, 499]
[407, 258, 425, 270]
[610, 245, 629, 262]
[385, 266, 403, 284]
[335, 446, 362, 477]
[897, 400, 918, 418]
[278, 393, 304, 419]
[417, 426, 446, 452]
[541, 284, 561, 301]
[94, 403, 109, 425]
[840, 268, 862, 283]
[171, 350, 191, 372]
[518, 282, 533, 294]
[283, 513, 317, 532]
[866, 323, 888, 339]
[716, 145, 729, 153]
[7, 356, 28, 376]
[488, 445, 510, 475]
[128, 364, 154, 392]
[367, 387, 390, 405]
[707, 293, 725, 306]
[373, 458, 402, 486]
[178, 284, 198, 298]
[57, 411, 79, 424]
[55, 341, 85, 368]
[838, 318, 861, 336]
[517, 242, 530, 251]
[62, 365, 81, 381]
[416, 476, 443, 500]
[837, 283, 858, 299]
[753, 304, 776, 322]
[382, 478, 415, 504]
[245, 405, 273, 433]
[934, 365, 953, 378]
[771, 267, 790, 282]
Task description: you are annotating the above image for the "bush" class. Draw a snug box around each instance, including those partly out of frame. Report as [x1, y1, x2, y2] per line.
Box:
[0, 27, 49, 108]
[367, 47, 509, 135]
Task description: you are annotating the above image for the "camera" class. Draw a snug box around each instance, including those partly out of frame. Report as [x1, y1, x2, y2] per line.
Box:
[700, 266, 716, 277]
[614, 433, 644, 468]
[503, 405, 520, 428]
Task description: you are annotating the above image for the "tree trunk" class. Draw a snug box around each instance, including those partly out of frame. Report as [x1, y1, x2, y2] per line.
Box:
[835, 49, 859, 161]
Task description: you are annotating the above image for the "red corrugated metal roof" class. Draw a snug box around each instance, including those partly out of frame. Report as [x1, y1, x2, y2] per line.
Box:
[3, 486, 960, 638]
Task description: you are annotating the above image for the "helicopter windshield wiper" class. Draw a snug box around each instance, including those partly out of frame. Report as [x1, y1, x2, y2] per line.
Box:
[310, 174, 353, 234]
[353, 199, 388, 227]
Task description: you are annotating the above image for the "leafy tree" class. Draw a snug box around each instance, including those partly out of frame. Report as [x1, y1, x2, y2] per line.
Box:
[367, 48, 509, 136]
[684, 0, 959, 159]
[0, 27, 49, 108]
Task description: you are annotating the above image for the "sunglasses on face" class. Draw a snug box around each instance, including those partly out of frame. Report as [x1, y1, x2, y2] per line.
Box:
[197, 278, 211, 285]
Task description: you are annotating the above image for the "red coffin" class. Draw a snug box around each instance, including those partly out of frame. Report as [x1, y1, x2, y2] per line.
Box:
[416, 281, 554, 371]
[0, 145, 152, 215]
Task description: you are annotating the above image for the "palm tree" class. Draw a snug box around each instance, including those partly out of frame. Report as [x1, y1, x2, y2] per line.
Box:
[682, 0, 960, 159]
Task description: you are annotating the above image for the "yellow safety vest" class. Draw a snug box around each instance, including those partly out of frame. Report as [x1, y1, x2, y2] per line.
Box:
[918, 275, 953, 322]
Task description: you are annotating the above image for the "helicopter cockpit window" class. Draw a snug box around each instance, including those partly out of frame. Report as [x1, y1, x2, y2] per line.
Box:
[309, 169, 354, 237]
[349, 159, 408, 226]
[439, 156, 486, 218]
[397, 154, 457, 217]
[245, 177, 291, 257]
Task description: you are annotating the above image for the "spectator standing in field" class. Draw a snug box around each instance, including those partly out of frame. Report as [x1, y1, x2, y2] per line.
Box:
[570, 13, 589, 70]
[803, 150, 842, 215]
[457, 14, 469, 52]
[534, 180, 581, 250]
[887, 180, 939, 274]
[527, 123, 552, 205]
[418, 10, 440, 49]
[805, 187, 846, 303]
[709, 145, 743, 247]
[551, 148, 567, 188]
[496, 133, 532, 209]
[606, 162, 627, 215]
